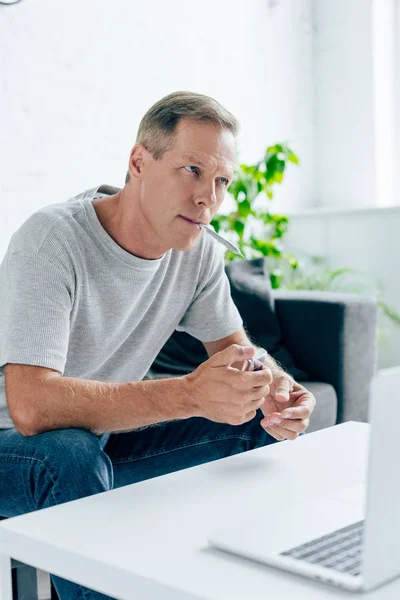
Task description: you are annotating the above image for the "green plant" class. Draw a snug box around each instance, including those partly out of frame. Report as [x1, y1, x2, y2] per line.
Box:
[211, 142, 300, 288]
[214, 143, 400, 342]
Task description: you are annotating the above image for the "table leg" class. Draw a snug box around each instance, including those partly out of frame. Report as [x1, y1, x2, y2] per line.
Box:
[0, 553, 12, 600]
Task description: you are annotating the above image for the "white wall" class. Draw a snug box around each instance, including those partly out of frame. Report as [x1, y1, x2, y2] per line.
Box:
[314, 0, 376, 210]
[313, 0, 398, 211]
[285, 207, 400, 369]
[372, 0, 396, 208]
[3, 0, 396, 364]
[0, 0, 315, 259]
[395, 0, 400, 204]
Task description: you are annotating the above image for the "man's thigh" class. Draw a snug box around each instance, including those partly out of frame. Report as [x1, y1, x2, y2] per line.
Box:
[104, 409, 276, 489]
[0, 427, 110, 517]
[0, 427, 58, 516]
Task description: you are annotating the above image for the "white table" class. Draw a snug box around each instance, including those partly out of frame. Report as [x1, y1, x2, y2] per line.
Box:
[0, 421, 399, 599]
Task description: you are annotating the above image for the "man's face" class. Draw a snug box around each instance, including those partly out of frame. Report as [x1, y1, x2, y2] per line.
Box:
[133, 118, 237, 253]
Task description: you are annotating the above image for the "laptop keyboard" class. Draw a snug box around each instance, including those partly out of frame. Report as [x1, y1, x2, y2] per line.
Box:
[281, 520, 364, 577]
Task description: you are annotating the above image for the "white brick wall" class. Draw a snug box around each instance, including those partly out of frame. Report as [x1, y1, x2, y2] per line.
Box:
[0, 0, 315, 258]
[3, 0, 396, 364]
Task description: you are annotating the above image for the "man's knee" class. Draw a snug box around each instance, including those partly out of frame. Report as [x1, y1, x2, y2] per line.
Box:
[29, 428, 113, 507]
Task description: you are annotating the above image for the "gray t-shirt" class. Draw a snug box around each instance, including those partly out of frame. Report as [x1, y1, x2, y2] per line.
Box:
[0, 185, 243, 429]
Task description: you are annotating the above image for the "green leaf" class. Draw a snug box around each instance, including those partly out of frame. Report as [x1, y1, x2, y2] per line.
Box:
[378, 301, 400, 326]
[270, 269, 284, 289]
[273, 219, 289, 238]
[233, 220, 245, 237]
[266, 154, 279, 173]
[251, 237, 282, 257]
[257, 211, 274, 225]
[288, 151, 299, 165]
[229, 179, 248, 201]
[211, 219, 220, 233]
[275, 214, 289, 223]
[237, 199, 252, 218]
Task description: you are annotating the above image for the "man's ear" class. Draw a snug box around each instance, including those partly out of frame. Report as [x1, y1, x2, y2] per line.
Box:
[127, 144, 147, 180]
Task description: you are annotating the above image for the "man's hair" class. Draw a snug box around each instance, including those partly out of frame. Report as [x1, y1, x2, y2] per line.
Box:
[125, 91, 239, 184]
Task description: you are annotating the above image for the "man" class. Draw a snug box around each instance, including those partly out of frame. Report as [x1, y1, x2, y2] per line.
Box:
[0, 91, 315, 599]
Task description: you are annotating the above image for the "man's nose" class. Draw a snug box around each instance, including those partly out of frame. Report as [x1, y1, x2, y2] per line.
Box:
[195, 180, 217, 208]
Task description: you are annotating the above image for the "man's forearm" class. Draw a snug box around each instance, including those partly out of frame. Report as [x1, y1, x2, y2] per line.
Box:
[21, 375, 193, 437]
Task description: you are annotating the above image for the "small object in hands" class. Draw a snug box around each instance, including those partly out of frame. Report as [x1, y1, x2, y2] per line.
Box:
[198, 224, 244, 257]
[244, 347, 269, 372]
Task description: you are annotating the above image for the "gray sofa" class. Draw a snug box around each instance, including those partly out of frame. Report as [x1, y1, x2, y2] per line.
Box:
[267, 289, 377, 431]
[146, 287, 378, 434]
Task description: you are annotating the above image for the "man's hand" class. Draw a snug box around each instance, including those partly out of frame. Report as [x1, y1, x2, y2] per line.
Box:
[259, 367, 316, 441]
[183, 344, 272, 426]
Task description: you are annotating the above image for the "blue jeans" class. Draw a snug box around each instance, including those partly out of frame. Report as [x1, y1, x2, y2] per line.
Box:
[0, 411, 276, 599]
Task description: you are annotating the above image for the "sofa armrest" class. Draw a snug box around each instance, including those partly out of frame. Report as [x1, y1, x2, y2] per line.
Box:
[272, 289, 378, 424]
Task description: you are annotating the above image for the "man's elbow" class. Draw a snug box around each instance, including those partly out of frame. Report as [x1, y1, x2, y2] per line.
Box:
[5, 363, 61, 437]
[11, 407, 40, 437]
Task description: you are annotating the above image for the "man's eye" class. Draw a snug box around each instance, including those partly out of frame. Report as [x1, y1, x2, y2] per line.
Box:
[185, 165, 199, 175]
[219, 178, 229, 186]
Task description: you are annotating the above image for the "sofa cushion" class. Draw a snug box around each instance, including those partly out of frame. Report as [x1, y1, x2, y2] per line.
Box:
[149, 257, 308, 381]
[300, 382, 337, 432]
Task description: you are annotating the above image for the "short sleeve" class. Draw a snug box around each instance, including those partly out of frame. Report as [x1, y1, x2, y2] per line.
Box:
[0, 251, 73, 374]
[176, 247, 243, 343]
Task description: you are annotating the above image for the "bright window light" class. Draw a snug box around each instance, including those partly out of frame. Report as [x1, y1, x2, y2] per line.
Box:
[372, 0, 396, 207]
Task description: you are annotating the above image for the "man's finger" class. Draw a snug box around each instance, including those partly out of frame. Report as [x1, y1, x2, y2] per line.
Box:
[264, 421, 299, 441]
[276, 417, 309, 434]
[281, 400, 314, 420]
[261, 412, 307, 433]
[272, 373, 294, 401]
[248, 367, 273, 385]
[261, 423, 285, 441]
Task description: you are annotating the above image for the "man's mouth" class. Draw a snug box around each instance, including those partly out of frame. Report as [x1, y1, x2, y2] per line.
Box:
[180, 216, 202, 229]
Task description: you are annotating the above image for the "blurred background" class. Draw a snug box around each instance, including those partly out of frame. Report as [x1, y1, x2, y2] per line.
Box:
[1, 0, 399, 368]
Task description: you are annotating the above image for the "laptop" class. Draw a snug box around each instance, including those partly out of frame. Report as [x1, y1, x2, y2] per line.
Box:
[208, 366, 400, 593]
